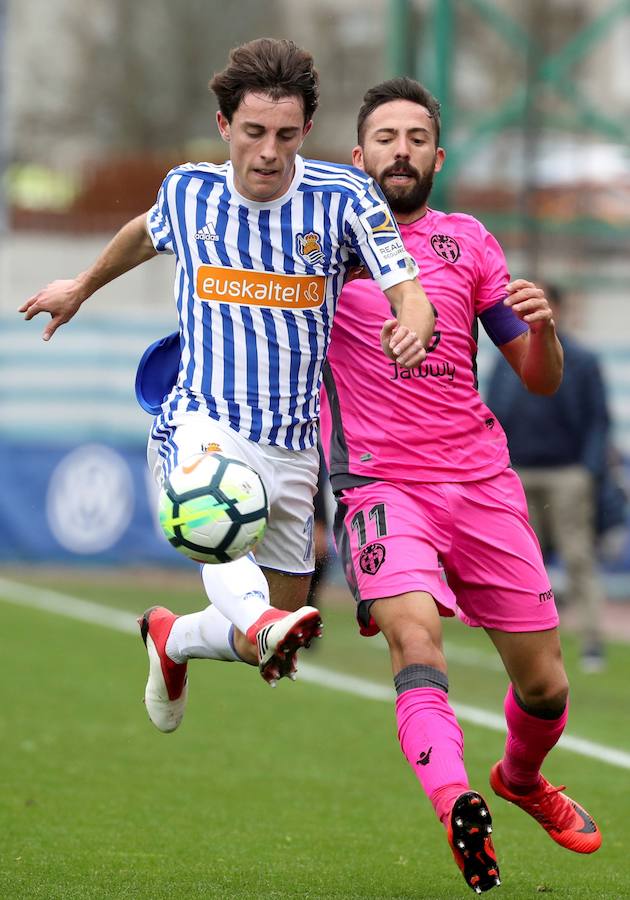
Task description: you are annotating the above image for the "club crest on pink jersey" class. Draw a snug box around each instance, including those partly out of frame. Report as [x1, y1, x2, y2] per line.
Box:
[431, 234, 460, 263]
[359, 542, 386, 574]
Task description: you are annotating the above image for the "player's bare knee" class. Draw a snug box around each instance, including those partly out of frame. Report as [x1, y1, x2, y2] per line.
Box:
[383, 621, 444, 670]
[516, 676, 569, 715]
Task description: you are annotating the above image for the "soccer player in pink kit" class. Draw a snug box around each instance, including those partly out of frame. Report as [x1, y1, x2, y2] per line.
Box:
[320, 78, 601, 893]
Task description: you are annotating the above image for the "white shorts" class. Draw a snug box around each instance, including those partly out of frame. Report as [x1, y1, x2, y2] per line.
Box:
[147, 412, 319, 574]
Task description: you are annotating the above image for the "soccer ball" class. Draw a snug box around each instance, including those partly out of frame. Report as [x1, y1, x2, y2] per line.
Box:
[158, 452, 269, 564]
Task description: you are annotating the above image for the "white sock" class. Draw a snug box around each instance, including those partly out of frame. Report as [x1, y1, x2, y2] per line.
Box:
[166, 604, 239, 663]
[201, 555, 271, 635]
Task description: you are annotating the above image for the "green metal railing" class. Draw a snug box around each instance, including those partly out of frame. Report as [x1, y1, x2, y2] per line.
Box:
[387, 0, 630, 267]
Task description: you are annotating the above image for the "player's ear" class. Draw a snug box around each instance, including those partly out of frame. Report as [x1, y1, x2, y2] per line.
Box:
[299, 119, 313, 147]
[434, 147, 446, 174]
[352, 145, 364, 170]
[216, 111, 230, 143]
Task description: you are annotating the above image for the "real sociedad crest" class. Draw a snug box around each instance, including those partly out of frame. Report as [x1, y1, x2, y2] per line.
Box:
[431, 234, 460, 263]
[296, 231, 325, 265]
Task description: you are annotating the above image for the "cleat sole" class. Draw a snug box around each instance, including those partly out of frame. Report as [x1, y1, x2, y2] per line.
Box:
[259, 609, 322, 684]
[449, 792, 500, 894]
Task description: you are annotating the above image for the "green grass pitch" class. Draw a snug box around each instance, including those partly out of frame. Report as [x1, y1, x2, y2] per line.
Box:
[0, 569, 628, 899]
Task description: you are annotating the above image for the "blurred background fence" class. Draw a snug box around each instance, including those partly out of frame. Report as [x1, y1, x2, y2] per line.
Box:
[1, 0, 629, 588]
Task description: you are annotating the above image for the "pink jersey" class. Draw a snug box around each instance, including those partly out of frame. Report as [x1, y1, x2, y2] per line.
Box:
[320, 208, 522, 485]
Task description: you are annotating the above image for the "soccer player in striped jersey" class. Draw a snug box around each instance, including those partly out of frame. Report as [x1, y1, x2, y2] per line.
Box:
[19, 40, 434, 733]
[319, 78, 601, 892]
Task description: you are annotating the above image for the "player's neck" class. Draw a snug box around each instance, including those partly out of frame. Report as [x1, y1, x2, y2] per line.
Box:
[394, 205, 429, 226]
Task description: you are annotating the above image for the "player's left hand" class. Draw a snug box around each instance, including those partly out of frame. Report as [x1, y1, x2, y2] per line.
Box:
[380, 319, 427, 367]
[504, 280, 555, 334]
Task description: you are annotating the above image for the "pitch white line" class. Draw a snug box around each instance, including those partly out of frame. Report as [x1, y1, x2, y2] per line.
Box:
[1, 575, 629, 771]
[0, 576, 139, 633]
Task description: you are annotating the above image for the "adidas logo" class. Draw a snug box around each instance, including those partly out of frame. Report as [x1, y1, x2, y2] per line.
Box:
[256, 625, 273, 659]
[194, 222, 219, 242]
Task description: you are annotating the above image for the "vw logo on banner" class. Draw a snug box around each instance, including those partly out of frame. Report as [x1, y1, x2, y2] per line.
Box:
[46, 444, 135, 554]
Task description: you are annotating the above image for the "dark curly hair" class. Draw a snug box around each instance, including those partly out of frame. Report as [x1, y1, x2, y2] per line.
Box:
[210, 38, 320, 124]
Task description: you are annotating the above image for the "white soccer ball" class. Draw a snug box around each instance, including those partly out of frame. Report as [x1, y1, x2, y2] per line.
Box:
[158, 452, 268, 564]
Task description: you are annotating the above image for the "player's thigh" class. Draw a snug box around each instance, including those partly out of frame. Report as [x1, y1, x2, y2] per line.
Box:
[444, 470, 559, 632]
[262, 567, 312, 612]
[486, 626, 568, 708]
[148, 413, 318, 575]
[253, 444, 320, 576]
[334, 480, 456, 636]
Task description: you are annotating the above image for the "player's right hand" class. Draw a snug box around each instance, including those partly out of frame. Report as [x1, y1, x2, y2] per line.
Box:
[504, 279, 555, 335]
[380, 319, 427, 368]
[19, 278, 86, 341]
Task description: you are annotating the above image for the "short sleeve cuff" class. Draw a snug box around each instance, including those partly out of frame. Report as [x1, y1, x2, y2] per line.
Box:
[373, 258, 420, 293]
[146, 206, 174, 254]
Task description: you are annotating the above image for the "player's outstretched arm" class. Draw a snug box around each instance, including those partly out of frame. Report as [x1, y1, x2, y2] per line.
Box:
[381, 279, 435, 368]
[500, 279, 563, 395]
[19, 212, 157, 341]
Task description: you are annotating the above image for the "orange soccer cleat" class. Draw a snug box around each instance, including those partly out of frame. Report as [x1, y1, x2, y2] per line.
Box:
[490, 761, 601, 854]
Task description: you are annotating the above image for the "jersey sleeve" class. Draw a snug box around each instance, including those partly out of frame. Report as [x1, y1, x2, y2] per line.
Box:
[146, 172, 176, 254]
[475, 223, 527, 346]
[344, 179, 419, 291]
[475, 226, 509, 313]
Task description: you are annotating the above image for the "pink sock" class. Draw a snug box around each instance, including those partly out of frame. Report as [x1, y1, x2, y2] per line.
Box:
[396, 687, 469, 826]
[501, 684, 568, 791]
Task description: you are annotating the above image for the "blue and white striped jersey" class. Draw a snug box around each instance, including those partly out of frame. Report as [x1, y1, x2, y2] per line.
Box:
[146, 155, 418, 449]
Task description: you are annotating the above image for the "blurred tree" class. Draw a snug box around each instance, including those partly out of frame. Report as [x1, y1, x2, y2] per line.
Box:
[72, 0, 283, 151]
[9, 0, 281, 163]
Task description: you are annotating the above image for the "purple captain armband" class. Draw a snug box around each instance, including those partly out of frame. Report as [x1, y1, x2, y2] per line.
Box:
[479, 297, 529, 347]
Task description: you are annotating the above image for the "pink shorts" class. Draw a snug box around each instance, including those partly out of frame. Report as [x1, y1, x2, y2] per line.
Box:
[335, 469, 558, 636]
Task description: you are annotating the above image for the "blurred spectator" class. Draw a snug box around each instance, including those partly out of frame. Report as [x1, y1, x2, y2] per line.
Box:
[486, 283, 615, 673]
[595, 443, 629, 563]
